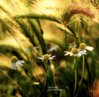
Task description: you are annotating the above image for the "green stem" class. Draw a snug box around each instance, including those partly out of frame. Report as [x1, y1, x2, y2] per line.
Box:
[47, 61, 56, 86]
[40, 61, 48, 96]
[75, 56, 85, 97]
[73, 58, 77, 96]
[40, 61, 56, 97]
[85, 57, 92, 84]
[74, 70, 77, 95]
[79, 56, 85, 85]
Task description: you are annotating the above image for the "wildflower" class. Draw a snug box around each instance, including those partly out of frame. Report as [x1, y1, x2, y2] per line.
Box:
[11, 56, 24, 70]
[38, 54, 56, 61]
[48, 45, 59, 52]
[79, 43, 94, 51]
[65, 47, 79, 57]
[78, 50, 87, 55]
[64, 47, 86, 57]
[64, 43, 94, 57]
[79, 43, 94, 55]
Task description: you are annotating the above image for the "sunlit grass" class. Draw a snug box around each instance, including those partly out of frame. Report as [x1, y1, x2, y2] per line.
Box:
[0, 0, 99, 97]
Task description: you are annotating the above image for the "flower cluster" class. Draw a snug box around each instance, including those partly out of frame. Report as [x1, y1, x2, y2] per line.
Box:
[38, 54, 56, 61]
[38, 43, 94, 62]
[64, 43, 94, 57]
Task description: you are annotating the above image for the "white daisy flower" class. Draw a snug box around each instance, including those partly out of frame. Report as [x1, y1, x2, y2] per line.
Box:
[11, 56, 24, 70]
[11, 60, 24, 70]
[64, 47, 86, 57]
[38, 54, 56, 61]
[64, 47, 80, 57]
[48, 45, 59, 52]
[79, 43, 94, 51]
[78, 49, 87, 55]
[64, 43, 94, 57]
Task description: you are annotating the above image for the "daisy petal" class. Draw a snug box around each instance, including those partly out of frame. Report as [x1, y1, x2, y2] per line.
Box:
[64, 51, 71, 56]
[16, 63, 23, 67]
[77, 53, 82, 57]
[20, 60, 25, 63]
[49, 56, 56, 60]
[48, 45, 59, 52]
[11, 63, 17, 70]
[69, 53, 73, 56]
[16, 60, 24, 64]
[86, 46, 94, 51]
[38, 57, 44, 60]
[79, 50, 87, 55]
[76, 50, 86, 57]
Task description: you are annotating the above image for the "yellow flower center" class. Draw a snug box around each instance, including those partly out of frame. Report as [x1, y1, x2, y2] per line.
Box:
[79, 43, 86, 50]
[11, 56, 18, 63]
[43, 54, 50, 60]
[71, 47, 79, 54]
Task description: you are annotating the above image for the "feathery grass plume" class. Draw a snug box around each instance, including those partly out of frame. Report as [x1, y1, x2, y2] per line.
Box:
[0, 6, 39, 62]
[61, 3, 95, 25]
[0, 0, 59, 22]
[1, 0, 99, 24]
[0, 0, 30, 17]
[0, 6, 33, 45]
[15, 19, 38, 46]
[31, 0, 68, 20]
[12, 0, 70, 23]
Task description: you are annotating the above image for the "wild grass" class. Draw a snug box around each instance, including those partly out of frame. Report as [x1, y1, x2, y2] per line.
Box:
[0, 0, 99, 97]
